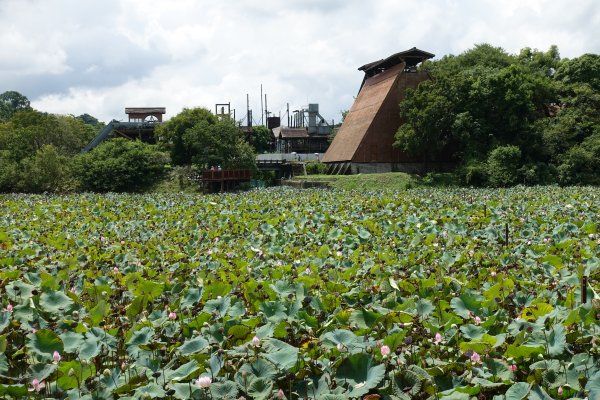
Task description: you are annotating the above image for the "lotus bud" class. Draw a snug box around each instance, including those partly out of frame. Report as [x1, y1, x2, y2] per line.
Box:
[252, 336, 261, 347]
[103, 369, 111, 377]
[380, 345, 391, 357]
[168, 312, 177, 320]
[68, 368, 76, 377]
[278, 388, 286, 399]
[52, 351, 61, 364]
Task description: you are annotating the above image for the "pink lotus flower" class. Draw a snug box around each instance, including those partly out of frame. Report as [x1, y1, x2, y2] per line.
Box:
[434, 332, 443, 345]
[557, 386, 563, 396]
[168, 312, 177, 320]
[474, 316, 481, 325]
[196, 376, 211, 388]
[470, 351, 481, 364]
[112, 267, 119, 274]
[278, 388, 286, 399]
[29, 378, 43, 393]
[510, 364, 518, 372]
[252, 336, 261, 347]
[380, 345, 391, 357]
[52, 351, 61, 364]
[4, 304, 13, 313]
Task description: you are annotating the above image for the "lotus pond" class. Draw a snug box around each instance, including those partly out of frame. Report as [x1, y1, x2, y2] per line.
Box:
[1, 187, 600, 399]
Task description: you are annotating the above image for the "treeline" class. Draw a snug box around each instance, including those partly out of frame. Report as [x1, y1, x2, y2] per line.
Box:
[0, 93, 168, 193]
[395, 44, 600, 186]
[0, 92, 258, 192]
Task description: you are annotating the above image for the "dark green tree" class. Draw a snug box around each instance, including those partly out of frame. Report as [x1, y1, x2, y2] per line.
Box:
[156, 107, 255, 169]
[183, 119, 256, 169]
[248, 125, 273, 153]
[0, 91, 31, 121]
[74, 138, 168, 192]
[155, 107, 217, 165]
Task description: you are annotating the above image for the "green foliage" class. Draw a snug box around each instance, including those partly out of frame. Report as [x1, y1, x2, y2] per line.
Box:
[156, 107, 255, 169]
[154, 107, 217, 165]
[557, 133, 600, 185]
[0, 91, 31, 121]
[183, 119, 256, 169]
[74, 138, 168, 192]
[17, 145, 74, 193]
[555, 53, 600, 91]
[396, 43, 600, 186]
[1, 186, 600, 397]
[248, 125, 273, 153]
[486, 145, 522, 187]
[305, 161, 327, 175]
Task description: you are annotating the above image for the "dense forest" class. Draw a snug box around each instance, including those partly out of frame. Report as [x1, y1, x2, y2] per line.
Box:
[0, 44, 599, 192]
[395, 44, 600, 186]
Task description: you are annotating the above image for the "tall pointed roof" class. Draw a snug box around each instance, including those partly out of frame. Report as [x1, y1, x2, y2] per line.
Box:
[322, 48, 434, 165]
[359, 47, 434, 76]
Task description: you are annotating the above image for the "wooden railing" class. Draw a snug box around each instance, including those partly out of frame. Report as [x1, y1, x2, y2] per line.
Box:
[201, 169, 251, 181]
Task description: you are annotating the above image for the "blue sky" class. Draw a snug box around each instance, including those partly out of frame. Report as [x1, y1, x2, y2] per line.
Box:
[1, 0, 598, 123]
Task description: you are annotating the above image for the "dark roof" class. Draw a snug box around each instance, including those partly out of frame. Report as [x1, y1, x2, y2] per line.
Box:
[125, 107, 166, 114]
[273, 127, 311, 139]
[358, 47, 435, 75]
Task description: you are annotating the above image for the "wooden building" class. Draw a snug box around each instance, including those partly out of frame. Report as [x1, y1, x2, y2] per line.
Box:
[322, 48, 436, 174]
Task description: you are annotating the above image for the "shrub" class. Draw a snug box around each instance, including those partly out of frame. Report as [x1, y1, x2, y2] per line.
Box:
[17, 145, 73, 192]
[74, 139, 169, 192]
[305, 162, 327, 175]
[486, 145, 522, 187]
[458, 161, 488, 186]
[558, 134, 600, 185]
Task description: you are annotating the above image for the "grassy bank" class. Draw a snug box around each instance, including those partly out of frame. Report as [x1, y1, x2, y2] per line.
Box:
[291, 171, 458, 190]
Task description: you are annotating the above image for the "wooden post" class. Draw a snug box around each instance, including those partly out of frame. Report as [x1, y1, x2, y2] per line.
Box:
[505, 223, 509, 247]
[581, 276, 588, 304]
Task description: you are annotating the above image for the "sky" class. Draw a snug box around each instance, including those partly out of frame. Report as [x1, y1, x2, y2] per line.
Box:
[1, 0, 598, 125]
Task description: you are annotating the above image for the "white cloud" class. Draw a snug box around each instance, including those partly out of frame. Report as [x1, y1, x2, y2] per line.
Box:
[0, 0, 597, 123]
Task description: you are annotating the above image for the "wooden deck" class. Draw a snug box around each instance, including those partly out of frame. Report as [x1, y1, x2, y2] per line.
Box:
[201, 169, 251, 192]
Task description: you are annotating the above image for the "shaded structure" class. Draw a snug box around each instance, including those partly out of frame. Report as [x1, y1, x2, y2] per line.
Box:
[201, 169, 251, 192]
[125, 107, 166, 122]
[272, 104, 331, 153]
[322, 48, 435, 174]
[82, 107, 165, 153]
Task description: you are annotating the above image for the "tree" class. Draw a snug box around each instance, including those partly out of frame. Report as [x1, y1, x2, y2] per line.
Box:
[555, 53, 600, 91]
[156, 107, 256, 169]
[0, 91, 31, 121]
[74, 138, 168, 192]
[248, 125, 273, 153]
[16, 145, 72, 193]
[155, 107, 217, 165]
[182, 119, 256, 169]
[0, 110, 96, 161]
[395, 44, 566, 184]
[395, 83, 455, 162]
[486, 145, 522, 187]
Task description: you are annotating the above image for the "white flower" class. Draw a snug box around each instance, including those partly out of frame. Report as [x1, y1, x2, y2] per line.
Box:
[196, 376, 211, 388]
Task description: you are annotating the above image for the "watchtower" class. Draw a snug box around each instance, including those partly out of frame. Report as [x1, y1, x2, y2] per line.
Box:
[125, 107, 166, 123]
